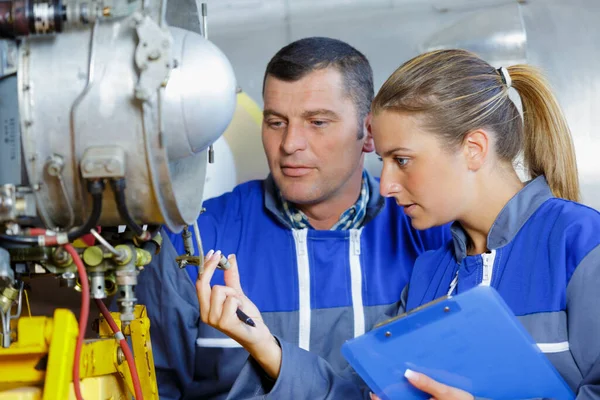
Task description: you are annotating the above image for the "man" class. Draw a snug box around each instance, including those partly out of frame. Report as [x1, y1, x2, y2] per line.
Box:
[136, 37, 450, 399]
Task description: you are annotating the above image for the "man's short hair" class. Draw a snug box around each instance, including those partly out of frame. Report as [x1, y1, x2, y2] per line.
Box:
[263, 37, 374, 138]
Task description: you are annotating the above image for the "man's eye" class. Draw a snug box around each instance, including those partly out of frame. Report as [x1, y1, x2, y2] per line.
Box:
[395, 157, 409, 167]
[267, 121, 284, 128]
[311, 120, 328, 127]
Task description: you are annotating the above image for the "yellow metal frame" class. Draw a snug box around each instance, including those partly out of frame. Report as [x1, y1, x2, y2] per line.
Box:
[0, 305, 157, 400]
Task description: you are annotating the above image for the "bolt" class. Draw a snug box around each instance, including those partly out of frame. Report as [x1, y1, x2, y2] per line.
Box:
[62, 271, 75, 280]
[83, 160, 95, 174]
[54, 248, 69, 263]
[23, 84, 30, 91]
[117, 347, 124, 364]
[147, 50, 161, 61]
[47, 165, 59, 176]
[105, 159, 119, 173]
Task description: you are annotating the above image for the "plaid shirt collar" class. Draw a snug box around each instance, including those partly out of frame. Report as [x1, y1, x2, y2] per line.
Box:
[278, 171, 370, 230]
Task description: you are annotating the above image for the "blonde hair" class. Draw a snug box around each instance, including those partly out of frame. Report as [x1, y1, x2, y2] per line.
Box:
[372, 49, 580, 202]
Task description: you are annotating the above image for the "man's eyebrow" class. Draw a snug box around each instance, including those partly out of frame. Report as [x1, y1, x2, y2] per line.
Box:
[263, 109, 286, 119]
[301, 109, 340, 119]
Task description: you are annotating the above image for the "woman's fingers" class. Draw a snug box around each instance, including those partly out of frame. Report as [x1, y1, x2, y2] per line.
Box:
[208, 284, 240, 326]
[405, 369, 473, 400]
[223, 254, 243, 292]
[197, 250, 222, 322]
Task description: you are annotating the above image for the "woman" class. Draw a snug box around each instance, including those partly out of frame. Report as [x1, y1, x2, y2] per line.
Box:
[197, 49, 600, 399]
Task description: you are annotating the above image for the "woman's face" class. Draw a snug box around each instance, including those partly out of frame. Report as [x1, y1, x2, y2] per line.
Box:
[372, 110, 470, 230]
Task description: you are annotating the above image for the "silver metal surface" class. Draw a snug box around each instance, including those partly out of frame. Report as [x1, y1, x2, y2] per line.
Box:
[0, 248, 13, 287]
[15, 0, 236, 231]
[0, 75, 20, 186]
[90, 272, 106, 299]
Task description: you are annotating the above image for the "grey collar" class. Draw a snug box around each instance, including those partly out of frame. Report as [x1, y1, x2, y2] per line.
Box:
[451, 175, 554, 262]
[262, 170, 386, 230]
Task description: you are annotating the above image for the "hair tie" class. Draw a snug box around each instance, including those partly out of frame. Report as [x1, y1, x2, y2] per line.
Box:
[497, 67, 512, 89]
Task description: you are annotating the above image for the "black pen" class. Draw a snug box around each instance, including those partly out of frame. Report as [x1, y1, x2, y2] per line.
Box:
[236, 308, 256, 327]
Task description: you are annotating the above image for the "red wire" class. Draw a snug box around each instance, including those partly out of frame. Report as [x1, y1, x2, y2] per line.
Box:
[64, 244, 88, 400]
[95, 299, 145, 400]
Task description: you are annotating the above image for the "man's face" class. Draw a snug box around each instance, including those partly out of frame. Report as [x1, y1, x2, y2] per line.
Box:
[262, 68, 371, 205]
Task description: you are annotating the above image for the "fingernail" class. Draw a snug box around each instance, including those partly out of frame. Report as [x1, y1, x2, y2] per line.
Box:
[228, 254, 235, 260]
[404, 369, 418, 382]
[213, 250, 222, 259]
[206, 249, 214, 258]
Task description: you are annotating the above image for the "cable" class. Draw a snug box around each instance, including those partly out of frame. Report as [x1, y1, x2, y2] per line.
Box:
[110, 179, 150, 241]
[64, 244, 88, 400]
[67, 180, 104, 242]
[95, 299, 144, 400]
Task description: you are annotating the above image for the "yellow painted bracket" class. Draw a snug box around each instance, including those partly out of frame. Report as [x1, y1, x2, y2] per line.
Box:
[98, 305, 159, 400]
[0, 305, 158, 400]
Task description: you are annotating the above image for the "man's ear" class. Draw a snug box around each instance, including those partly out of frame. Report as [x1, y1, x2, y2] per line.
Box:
[462, 129, 490, 171]
[362, 113, 375, 153]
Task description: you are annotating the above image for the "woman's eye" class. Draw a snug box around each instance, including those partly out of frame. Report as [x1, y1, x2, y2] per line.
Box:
[395, 158, 409, 167]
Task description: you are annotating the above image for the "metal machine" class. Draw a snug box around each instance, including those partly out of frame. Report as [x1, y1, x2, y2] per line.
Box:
[0, 0, 236, 398]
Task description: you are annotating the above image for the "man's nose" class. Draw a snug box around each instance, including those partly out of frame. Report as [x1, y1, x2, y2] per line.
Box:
[281, 123, 308, 154]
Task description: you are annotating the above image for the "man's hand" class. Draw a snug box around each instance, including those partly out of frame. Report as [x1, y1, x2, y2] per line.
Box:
[369, 369, 474, 400]
[196, 250, 283, 379]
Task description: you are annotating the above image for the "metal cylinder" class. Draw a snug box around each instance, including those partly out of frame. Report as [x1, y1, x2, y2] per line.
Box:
[117, 284, 136, 323]
[90, 271, 105, 299]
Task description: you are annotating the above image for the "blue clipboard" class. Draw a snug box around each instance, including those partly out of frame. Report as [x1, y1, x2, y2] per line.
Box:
[341, 286, 575, 400]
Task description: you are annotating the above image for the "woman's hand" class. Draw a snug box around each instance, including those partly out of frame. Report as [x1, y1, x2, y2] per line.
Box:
[370, 369, 474, 400]
[196, 250, 283, 379]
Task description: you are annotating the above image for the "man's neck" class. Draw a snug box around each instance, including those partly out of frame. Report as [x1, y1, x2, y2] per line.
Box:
[294, 168, 365, 230]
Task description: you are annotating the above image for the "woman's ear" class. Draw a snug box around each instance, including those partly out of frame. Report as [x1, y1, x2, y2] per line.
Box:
[462, 129, 490, 171]
[362, 112, 375, 153]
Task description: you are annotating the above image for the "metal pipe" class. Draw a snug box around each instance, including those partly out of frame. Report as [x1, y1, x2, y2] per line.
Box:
[90, 228, 121, 258]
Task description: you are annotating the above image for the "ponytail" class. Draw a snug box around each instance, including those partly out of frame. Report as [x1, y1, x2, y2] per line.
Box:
[509, 65, 580, 201]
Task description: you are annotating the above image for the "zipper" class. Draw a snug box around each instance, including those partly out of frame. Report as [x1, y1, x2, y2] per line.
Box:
[481, 249, 497, 286]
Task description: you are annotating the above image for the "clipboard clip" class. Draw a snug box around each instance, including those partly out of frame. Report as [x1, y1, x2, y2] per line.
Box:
[374, 294, 452, 329]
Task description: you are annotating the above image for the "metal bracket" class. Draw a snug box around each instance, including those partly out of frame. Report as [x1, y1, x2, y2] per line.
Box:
[132, 12, 173, 101]
[80, 146, 126, 179]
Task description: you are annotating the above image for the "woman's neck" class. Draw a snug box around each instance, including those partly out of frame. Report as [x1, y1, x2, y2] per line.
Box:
[459, 167, 525, 255]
